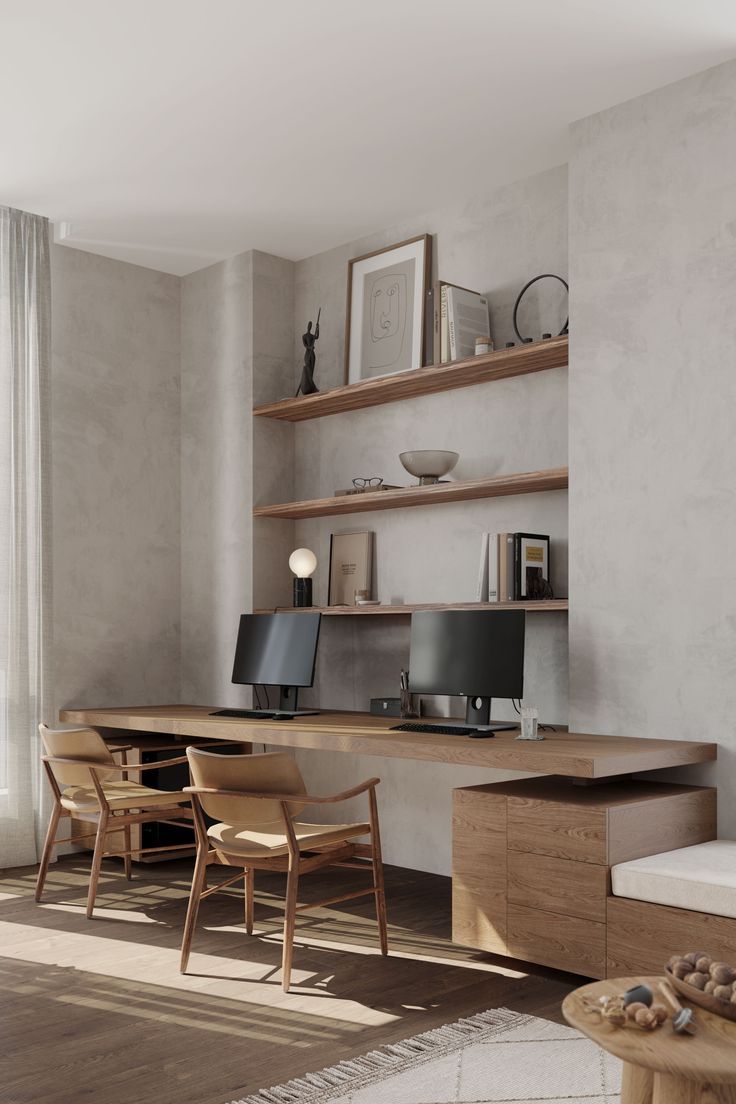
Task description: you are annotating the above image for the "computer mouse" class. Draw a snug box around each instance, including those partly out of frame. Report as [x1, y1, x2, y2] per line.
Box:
[469, 728, 495, 739]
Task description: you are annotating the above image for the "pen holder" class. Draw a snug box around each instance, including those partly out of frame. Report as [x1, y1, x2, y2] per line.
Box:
[517, 706, 542, 741]
[400, 687, 418, 719]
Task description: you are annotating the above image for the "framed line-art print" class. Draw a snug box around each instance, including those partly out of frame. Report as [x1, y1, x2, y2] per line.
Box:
[344, 233, 432, 385]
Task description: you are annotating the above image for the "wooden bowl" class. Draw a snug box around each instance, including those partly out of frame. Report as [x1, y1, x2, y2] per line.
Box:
[665, 966, 736, 1022]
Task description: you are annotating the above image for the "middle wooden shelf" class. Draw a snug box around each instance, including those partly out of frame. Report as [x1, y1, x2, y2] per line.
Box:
[253, 466, 569, 520]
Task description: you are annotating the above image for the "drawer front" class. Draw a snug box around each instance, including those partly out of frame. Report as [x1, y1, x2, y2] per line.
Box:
[508, 796, 607, 864]
[507, 852, 607, 923]
[507, 904, 606, 979]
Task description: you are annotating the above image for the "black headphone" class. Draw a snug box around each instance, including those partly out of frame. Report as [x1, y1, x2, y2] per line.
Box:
[513, 273, 569, 344]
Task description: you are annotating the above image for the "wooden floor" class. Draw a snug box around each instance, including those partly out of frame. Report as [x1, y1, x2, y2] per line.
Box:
[1, 855, 580, 1104]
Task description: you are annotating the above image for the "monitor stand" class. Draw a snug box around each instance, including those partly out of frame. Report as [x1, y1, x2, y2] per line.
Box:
[209, 686, 319, 721]
[273, 685, 319, 718]
[464, 695, 517, 732]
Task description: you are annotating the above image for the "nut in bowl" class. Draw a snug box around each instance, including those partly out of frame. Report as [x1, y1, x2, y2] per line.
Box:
[665, 952, 736, 1022]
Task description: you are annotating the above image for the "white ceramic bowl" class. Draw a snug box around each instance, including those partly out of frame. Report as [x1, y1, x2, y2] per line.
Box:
[399, 450, 459, 484]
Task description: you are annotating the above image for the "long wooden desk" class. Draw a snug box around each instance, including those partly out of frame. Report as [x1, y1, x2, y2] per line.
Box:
[59, 704, 716, 780]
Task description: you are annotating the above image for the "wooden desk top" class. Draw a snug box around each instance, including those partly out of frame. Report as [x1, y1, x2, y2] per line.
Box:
[58, 705, 717, 780]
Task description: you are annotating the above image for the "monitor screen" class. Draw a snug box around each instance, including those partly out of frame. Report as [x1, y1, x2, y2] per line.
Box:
[231, 612, 321, 688]
[408, 609, 525, 700]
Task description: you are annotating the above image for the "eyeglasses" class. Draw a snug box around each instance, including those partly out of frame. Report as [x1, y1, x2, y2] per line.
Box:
[352, 477, 383, 489]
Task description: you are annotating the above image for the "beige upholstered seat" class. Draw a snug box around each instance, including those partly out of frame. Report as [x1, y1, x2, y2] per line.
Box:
[207, 818, 369, 858]
[36, 723, 194, 917]
[181, 747, 387, 991]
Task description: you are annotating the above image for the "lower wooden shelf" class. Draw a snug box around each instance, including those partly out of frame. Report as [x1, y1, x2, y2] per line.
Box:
[254, 600, 568, 616]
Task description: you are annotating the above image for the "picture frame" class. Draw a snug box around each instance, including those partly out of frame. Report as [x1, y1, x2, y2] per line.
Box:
[344, 234, 432, 385]
[328, 531, 374, 606]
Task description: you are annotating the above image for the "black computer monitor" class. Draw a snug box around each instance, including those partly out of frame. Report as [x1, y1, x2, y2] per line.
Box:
[230, 611, 321, 715]
[408, 609, 525, 727]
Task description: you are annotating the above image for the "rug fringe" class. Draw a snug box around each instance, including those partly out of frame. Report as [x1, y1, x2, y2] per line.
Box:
[230, 1007, 531, 1104]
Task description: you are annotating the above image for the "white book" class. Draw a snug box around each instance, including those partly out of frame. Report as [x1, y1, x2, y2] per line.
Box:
[487, 532, 499, 602]
[446, 286, 491, 361]
[475, 532, 489, 602]
[440, 285, 449, 362]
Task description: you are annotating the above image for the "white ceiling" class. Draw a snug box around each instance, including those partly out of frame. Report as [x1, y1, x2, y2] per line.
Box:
[2, 0, 734, 275]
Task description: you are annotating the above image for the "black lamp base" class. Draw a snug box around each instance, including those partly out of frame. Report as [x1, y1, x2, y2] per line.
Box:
[293, 578, 313, 607]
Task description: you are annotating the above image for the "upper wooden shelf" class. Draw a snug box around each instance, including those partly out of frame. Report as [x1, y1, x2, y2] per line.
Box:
[253, 467, 568, 520]
[254, 600, 568, 616]
[253, 336, 568, 422]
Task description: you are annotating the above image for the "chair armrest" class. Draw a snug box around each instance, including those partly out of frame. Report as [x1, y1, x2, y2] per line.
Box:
[124, 755, 191, 772]
[184, 778, 379, 805]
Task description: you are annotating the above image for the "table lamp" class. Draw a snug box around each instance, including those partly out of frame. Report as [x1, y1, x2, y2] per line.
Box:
[289, 548, 317, 607]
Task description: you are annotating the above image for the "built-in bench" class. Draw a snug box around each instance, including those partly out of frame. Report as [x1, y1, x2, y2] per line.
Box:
[607, 840, 736, 976]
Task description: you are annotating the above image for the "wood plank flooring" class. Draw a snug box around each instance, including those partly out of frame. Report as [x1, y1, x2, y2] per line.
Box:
[1, 856, 580, 1104]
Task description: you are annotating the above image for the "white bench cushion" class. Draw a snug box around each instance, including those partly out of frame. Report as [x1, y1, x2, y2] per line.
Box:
[612, 840, 736, 919]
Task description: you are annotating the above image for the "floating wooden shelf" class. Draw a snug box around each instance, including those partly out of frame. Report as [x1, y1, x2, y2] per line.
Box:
[253, 467, 568, 520]
[254, 600, 569, 616]
[253, 336, 568, 422]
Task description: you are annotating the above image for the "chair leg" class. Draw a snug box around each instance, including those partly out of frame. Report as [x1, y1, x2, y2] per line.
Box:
[282, 861, 299, 992]
[123, 824, 133, 880]
[180, 847, 209, 974]
[35, 801, 62, 902]
[87, 811, 109, 919]
[245, 867, 254, 935]
[369, 788, 389, 956]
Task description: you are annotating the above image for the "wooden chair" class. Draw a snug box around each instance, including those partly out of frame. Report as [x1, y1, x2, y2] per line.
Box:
[36, 723, 195, 917]
[181, 746, 388, 991]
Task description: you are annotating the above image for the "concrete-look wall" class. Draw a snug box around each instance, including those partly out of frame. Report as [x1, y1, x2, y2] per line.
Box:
[283, 166, 570, 875]
[180, 252, 255, 706]
[51, 245, 181, 710]
[568, 59, 736, 825]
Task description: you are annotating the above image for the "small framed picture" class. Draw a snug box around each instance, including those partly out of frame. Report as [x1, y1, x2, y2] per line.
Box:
[328, 531, 374, 606]
[345, 234, 432, 385]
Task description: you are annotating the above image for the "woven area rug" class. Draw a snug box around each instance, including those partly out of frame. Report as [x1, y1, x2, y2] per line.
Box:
[231, 1008, 622, 1104]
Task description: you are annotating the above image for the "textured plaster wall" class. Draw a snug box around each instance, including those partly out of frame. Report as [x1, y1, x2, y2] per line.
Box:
[180, 252, 256, 706]
[568, 59, 736, 823]
[284, 166, 571, 874]
[50, 245, 181, 711]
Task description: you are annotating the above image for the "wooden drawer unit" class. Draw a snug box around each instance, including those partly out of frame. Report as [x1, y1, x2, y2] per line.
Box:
[508, 852, 607, 923]
[452, 776, 716, 978]
[507, 903, 607, 979]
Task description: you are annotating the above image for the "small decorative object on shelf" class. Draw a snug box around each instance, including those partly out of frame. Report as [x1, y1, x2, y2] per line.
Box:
[345, 235, 432, 384]
[288, 547, 317, 607]
[328, 531, 373, 605]
[399, 449, 459, 486]
[517, 706, 541, 741]
[475, 336, 493, 356]
[295, 309, 320, 397]
[513, 273, 569, 344]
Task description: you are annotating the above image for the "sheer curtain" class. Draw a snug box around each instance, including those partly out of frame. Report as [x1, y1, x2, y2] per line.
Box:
[0, 206, 52, 868]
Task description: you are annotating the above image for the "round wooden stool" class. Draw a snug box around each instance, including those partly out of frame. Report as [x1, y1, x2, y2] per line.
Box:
[563, 977, 736, 1104]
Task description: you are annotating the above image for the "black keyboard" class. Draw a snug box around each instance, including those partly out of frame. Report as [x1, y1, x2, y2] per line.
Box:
[210, 709, 278, 719]
[391, 722, 482, 736]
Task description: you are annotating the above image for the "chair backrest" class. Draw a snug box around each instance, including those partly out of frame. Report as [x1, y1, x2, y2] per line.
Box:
[186, 747, 307, 826]
[39, 724, 116, 787]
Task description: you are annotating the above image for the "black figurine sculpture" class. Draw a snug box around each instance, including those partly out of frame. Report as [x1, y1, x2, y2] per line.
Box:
[296, 308, 321, 396]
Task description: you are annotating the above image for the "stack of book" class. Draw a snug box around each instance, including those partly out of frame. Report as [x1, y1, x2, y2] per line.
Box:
[476, 532, 552, 602]
[426, 281, 491, 364]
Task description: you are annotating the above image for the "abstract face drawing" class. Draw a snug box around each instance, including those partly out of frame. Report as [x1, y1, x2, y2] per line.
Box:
[366, 271, 407, 369]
